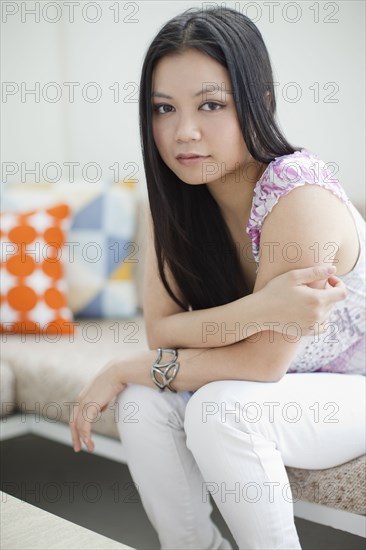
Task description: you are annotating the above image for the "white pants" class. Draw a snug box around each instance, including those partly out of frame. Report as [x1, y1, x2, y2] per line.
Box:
[115, 373, 366, 549]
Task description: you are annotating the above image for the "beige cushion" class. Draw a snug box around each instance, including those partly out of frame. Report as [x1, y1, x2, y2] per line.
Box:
[0, 360, 16, 417]
[1, 317, 148, 439]
[286, 455, 366, 515]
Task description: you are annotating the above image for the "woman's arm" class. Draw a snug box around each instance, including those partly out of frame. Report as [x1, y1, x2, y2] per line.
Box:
[144, 202, 345, 350]
[221, 183, 350, 376]
[150, 290, 262, 349]
[150, 264, 345, 349]
[70, 340, 295, 453]
[71, 265, 346, 453]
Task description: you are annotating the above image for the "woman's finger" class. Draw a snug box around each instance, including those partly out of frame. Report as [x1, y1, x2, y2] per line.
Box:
[325, 278, 348, 301]
[291, 264, 336, 285]
[69, 421, 80, 452]
[69, 404, 82, 452]
[69, 402, 93, 453]
[76, 401, 99, 452]
[83, 437, 95, 452]
[73, 422, 93, 452]
[327, 275, 345, 287]
[74, 415, 92, 452]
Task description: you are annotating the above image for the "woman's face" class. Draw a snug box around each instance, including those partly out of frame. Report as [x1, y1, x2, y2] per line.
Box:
[151, 48, 256, 186]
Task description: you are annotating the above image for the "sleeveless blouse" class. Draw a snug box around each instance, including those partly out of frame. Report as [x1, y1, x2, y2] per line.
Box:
[246, 148, 365, 376]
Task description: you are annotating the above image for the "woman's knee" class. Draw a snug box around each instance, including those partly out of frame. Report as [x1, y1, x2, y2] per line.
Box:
[116, 382, 156, 409]
[183, 379, 278, 448]
[184, 381, 226, 431]
[116, 383, 191, 433]
[114, 384, 154, 437]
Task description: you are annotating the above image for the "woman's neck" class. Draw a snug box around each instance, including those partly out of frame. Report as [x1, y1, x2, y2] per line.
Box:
[207, 160, 267, 228]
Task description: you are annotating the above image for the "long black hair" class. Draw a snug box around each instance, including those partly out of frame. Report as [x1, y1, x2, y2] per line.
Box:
[139, 6, 302, 311]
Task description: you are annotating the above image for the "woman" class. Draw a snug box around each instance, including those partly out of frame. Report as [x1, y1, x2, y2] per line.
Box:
[70, 7, 365, 549]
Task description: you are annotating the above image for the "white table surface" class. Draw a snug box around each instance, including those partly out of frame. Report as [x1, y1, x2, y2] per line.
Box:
[0, 491, 135, 549]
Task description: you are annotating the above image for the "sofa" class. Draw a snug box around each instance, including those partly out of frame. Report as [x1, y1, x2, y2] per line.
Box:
[1, 194, 365, 539]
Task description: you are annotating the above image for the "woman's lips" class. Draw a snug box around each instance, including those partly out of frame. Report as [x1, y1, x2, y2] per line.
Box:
[177, 155, 211, 165]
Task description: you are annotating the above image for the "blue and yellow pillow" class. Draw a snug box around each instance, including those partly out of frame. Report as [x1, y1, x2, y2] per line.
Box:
[1, 181, 139, 319]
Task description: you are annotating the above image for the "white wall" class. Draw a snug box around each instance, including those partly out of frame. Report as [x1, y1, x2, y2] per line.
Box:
[2, 1, 365, 208]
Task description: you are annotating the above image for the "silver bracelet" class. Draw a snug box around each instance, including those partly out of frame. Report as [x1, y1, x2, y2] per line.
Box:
[150, 348, 180, 392]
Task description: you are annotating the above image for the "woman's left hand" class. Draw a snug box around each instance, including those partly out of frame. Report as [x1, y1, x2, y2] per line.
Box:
[69, 359, 126, 453]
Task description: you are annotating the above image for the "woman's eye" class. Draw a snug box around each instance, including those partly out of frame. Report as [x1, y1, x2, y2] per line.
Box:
[152, 102, 224, 115]
[153, 104, 173, 114]
[200, 102, 224, 111]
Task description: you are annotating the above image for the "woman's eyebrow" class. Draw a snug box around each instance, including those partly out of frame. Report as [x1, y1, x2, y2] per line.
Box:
[151, 88, 232, 99]
[151, 90, 207, 99]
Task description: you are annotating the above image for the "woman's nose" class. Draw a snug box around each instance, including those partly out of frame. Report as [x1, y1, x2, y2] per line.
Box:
[175, 116, 201, 142]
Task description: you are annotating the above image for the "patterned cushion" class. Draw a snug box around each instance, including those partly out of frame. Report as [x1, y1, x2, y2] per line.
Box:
[286, 455, 366, 515]
[1, 181, 139, 319]
[0, 203, 75, 334]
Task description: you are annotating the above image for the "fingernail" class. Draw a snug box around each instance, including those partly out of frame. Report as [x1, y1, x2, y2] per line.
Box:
[327, 266, 336, 274]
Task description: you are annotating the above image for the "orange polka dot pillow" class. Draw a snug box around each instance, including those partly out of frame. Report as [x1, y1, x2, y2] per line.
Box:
[0, 203, 75, 335]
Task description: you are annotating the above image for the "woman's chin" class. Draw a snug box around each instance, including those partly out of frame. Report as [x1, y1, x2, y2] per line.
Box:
[178, 175, 207, 186]
[172, 167, 210, 186]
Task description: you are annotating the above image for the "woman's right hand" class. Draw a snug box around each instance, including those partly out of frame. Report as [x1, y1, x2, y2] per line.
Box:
[260, 265, 347, 337]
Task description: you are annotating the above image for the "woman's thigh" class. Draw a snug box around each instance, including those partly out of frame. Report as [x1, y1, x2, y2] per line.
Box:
[185, 372, 366, 469]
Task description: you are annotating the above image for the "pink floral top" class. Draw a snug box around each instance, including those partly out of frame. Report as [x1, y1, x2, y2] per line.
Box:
[246, 148, 365, 375]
